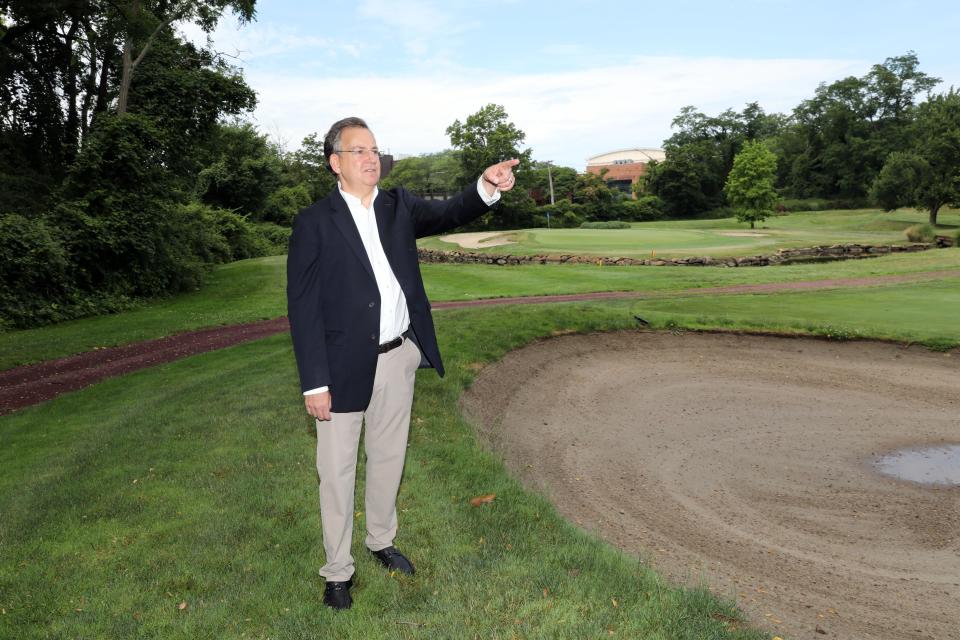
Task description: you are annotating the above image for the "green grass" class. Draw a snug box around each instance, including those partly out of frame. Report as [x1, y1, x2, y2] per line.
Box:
[1, 305, 766, 640]
[0, 257, 286, 369]
[2, 249, 958, 370]
[420, 208, 960, 258]
[632, 280, 960, 350]
[3, 235, 960, 637]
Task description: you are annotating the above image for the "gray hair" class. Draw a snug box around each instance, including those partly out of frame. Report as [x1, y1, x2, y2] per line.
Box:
[323, 117, 370, 175]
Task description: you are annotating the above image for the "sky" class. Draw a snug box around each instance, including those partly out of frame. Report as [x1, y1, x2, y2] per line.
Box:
[180, 0, 960, 170]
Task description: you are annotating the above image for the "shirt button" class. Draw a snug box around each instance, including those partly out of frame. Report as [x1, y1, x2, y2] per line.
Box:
[368, 301, 376, 308]
[370, 333, 377, 341]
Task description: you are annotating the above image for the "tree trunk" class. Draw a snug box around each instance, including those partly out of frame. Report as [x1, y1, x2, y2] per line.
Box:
[80, 29, 99, 143]
[63, 19, 81, 161]
[93, 41, 113, 118]
[929, 204, 940, 226]
[117, 38, 133, 114]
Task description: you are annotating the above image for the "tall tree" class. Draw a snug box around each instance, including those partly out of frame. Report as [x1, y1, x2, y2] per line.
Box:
[447, 104, 534, 227]
[114, 0, 255, 114]
[781, 52, 939, 199]
[649, 103, 784, 217]
[725, 140, 779, 228]
[446, 104, 532, 186]
[871, 90, 960, 225]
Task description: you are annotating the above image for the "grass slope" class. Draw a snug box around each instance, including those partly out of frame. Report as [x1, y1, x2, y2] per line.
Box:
[0, 306, 765, 640]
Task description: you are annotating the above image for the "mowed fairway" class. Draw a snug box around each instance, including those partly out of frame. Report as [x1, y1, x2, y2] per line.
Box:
[424, 208, 960, 258]
[1, 232, 958, 638]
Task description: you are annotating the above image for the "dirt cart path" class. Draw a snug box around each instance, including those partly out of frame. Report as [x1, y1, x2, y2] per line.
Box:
[2, 269, 958, 414]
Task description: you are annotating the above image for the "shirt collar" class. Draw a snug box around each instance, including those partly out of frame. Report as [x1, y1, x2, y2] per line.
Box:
[337, 182, 378, 210]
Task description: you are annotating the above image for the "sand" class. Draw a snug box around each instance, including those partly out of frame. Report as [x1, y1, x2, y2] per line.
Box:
[439, 231, 515, 249]
[462, 331, 960, 639]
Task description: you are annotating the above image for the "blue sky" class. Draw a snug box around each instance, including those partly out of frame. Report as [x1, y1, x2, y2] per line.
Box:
[182, 0, 960, 169]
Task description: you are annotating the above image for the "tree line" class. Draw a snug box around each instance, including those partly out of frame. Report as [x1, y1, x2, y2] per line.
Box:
[0, 0, 341, 328]
[2, 11, 956, 332]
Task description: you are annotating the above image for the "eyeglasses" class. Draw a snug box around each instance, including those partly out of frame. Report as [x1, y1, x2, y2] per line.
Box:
[335, 147, 383, 159]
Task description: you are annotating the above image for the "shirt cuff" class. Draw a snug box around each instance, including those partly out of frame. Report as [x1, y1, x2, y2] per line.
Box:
[476, 176, 502, 206]
[303, 386, 329, 396]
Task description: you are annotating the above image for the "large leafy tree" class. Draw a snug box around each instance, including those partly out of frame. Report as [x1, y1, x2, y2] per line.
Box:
[725, 140, 779, 228]
[780, 52, 939, 199]
[0, 0, 256, 211]
[446, 104, 532, 185]
[446, 104, 535, 228]
[871, 90, 960, 225]
[647, 103, 784, 217]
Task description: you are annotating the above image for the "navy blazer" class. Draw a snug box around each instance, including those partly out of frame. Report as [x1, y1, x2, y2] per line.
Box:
[287, 183, 492, 412]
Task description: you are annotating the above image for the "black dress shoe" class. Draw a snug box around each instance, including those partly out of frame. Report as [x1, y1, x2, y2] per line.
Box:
[323, 578, 353, 610]
[370, 546, 415, 575]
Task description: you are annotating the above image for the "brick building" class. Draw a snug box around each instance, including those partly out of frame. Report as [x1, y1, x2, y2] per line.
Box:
[585, 148, 666, 196]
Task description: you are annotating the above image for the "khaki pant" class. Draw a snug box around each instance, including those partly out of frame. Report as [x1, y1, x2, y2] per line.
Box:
[315, 337, 421, 582]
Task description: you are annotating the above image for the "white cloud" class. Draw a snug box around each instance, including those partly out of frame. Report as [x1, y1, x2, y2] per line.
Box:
[245, 56, 866, 169]
[177, 18, 360, 63]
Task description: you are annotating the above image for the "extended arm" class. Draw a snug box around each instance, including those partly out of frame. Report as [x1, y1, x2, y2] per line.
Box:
[410, 159, 520, 238]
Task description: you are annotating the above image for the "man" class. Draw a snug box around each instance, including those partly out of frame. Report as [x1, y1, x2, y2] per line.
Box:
[287, 116, 518, 610]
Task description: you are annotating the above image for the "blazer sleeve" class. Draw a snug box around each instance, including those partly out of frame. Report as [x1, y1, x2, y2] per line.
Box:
[286, 211, 331, 393]
[406, 183, 493, 239]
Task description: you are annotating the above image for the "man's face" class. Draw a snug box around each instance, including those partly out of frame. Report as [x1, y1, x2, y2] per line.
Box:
[330, 126, 381, 193]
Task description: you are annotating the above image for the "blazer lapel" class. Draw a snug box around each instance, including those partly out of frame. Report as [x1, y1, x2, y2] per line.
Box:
[329, 191, 376, 281]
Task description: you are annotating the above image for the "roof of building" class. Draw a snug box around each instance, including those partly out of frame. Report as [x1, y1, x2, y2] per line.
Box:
[586, 148, 666, 165]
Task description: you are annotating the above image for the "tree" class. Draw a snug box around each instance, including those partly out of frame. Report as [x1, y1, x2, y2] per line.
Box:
[526, 161, 577, 205]
[446, 104, 532, 186]
[114, 0, 256, 114]
[871, 90, 960, 225]
[645, 144, 726, 218]
[196, 123, 281, 217]
[725, 140, 779, 228]
[380, 150, 461, 198]
[284, 132, 337, 201]
[780, 52, 940, 200]
[446, 104, 534, 228]
[647, 102, 784, 217]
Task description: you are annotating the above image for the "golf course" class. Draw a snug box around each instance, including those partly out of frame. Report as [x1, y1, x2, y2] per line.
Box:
[1, 210, 958, 639]
[425, 209, 959, 259]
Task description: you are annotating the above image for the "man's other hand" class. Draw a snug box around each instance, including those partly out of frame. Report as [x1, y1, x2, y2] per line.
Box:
[305, 391, 332, 421]
[481, 158, 520, 197]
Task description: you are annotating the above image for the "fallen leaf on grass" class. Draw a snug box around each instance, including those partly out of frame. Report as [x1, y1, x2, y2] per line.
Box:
[178, 601, 188, 611]
[469, 493, 496, 507]
[611, 598, 618, 608]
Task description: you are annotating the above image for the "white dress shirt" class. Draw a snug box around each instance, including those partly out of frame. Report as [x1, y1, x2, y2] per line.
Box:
[304, 177, 500, 396]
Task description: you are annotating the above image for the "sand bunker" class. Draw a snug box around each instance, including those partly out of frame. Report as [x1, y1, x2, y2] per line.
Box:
[439, 231, 515, 249]
[462, 332, 959, 639]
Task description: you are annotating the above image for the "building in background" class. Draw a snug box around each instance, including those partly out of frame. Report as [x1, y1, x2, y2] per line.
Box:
[585, 148, 665, 196]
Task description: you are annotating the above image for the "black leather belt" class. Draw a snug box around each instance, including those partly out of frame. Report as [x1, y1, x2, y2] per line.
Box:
[377, 336, 403, 354]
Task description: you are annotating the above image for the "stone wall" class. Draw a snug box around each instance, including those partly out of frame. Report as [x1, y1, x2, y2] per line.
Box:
[419, 236, 955, 268]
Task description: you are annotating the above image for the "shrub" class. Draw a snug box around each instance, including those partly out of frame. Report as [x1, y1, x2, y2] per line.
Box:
[262, 184, 312, 225]
[0, 213, 72, 327]
[538, 201, 586, 228]
[579, 221, 631, 229]
[628, 195, 665, 221]
[195, 205, 272, 261]
[251, 222, 291, 255]
[904, 223, 936, 243]
[778, 198, 831, 212]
